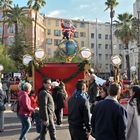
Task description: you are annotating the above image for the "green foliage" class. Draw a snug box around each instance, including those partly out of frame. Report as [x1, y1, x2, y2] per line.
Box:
[114, 12, 137, 48]
[47, 49, 83, 63]
[8, 30, 33, 70]
[105, 0, 119, 10]
[0, 44, 17, 72]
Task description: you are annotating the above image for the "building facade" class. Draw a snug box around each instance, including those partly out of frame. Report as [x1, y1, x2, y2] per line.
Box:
[0, 9, 124, 74]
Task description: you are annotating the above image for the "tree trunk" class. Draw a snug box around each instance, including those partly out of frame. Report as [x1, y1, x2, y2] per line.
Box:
[34, 11, 37, 50]
[15, 22, 18, 47]
[125, 44, 130, 80]
[2, 22, 5, 44]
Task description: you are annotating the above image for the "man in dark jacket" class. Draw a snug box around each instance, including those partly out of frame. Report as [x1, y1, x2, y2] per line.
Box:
[68, 80, 91, 140]
[88, 74, 98, 104]
[38, 78, 56, 140]
[91, 83, 127, 140]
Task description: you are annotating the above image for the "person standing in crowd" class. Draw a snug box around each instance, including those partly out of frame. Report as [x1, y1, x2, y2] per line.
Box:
[91, 83, 127, 140]
[18, 82, 34, 140]
[52, 81, 67, 126]
[38, 78, 56, 140]
[126, 85, 140, 140]
[0, 83, 7, 132]
[29, 90, 38, 124]
[68, 79, 91, 140]
[88, 74, 98, 104]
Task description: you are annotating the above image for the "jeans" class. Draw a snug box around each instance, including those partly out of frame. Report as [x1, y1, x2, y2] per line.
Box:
[19, 115, 31, 140]
[0, 111, 4, 131]
[40, 117, 56, 140]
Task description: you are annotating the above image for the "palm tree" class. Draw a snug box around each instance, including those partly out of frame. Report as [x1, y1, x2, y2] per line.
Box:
[105, 0, 119, 56]
[6, 5, 31, 45]
[114, 13, 137, 79]
[27, 0, 46, 50]
[0, 0, 12, 44]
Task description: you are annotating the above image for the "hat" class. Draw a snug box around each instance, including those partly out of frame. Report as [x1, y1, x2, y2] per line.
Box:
[51, 81, 60, 88]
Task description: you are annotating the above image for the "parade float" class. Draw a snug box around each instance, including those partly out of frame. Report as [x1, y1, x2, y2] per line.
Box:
[23, 19, 92, 114]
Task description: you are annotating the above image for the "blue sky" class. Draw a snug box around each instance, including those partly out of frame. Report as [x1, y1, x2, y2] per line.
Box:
[13, 0, 135, 22]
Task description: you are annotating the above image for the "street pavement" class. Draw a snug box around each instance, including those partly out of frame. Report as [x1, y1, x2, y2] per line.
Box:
[0, 110, 95, 140]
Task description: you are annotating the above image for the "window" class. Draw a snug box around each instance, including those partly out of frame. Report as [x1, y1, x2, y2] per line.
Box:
[7, 36, 14, 45]
[8, 25, 14, 33]
[0, 26, 3, 34]
[54, 39, 60, 46]
[47, 29, 51, 35]
[98, 44, 102, 49]
[105, 54, 108, 59]
[81, 41, 84, 47]
[80, 32, 86, 37]
[46, 38, 52, 45]
[80, 22, 85, 28]
[47, 48, 52, 56]
[119, 44, 122, 50]
[91, 33, 94, 38]
[98, 34, 101, 39]
[105, 64, 109, 70]
[54, 30, 61, 36]
[105, 34, 108, 39]
[99, 54, 102, 61]
[91, 43, 94, 48]
[74, 32, 79, 38]
[105, 44, 108, 49]
[55, 20, 59, 26]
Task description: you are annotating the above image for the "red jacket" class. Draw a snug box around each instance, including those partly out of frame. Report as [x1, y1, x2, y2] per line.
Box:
[18, 91, 34, 116]
[30, 95, 38, 109]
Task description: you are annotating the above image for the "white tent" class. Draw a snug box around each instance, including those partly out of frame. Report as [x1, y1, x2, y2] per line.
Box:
[94, 74, 106, 86]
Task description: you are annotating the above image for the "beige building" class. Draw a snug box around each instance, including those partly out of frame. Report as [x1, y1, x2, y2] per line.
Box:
[0, 9, 124, 75]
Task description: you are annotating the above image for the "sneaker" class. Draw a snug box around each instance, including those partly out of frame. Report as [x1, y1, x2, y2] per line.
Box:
[55, 124, 63, 127]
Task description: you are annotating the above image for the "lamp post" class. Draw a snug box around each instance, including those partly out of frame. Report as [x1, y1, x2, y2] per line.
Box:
[79, 47, 92, 86]
[137, 10, 140, 81]
[130, 66, 137, 84]
[0, 64, 4, 82]
[111, 55, 121, 83]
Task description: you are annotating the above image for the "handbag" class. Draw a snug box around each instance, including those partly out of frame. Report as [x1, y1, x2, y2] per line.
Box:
[11, 101, 19, 112]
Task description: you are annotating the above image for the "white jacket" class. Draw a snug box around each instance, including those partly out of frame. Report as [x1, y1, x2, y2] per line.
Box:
[126, 99, 140, 140]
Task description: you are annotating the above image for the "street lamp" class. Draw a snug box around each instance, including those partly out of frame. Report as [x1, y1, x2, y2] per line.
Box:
[23, 48, 45, 66]
[111, 55, 121, 83]
[79, 47, 93, 86]
[137, 2, 140, 81]
[79, 47, 92, 60]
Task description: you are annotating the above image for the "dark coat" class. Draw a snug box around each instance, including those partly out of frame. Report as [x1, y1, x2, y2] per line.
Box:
[68, 90, 91, 133]
[52, 86, 65, 109]
[91, 97, 127, 140]
[38, 87, 55, 121]
[88, 80, 98, 103]
[0, 89, 7, 111]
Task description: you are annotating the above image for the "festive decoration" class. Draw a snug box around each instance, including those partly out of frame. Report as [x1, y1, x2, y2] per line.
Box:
[58, 39, 79, 62]
[111, 55, 121, 83]
[34, 61, 88, 83]
[61, 19, 76, 40]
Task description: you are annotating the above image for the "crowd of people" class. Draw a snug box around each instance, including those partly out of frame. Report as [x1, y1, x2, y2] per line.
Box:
[0, 72, 140, 140]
